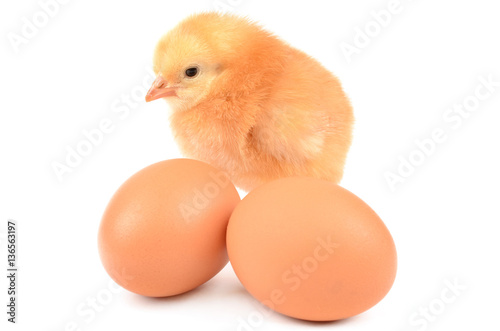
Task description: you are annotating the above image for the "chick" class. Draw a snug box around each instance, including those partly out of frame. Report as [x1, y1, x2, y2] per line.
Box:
[146, 12, 353, 192]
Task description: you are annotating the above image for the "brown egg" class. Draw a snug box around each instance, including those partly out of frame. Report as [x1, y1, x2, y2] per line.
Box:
[98, 159, 240, 297]
[227, 177, 397, 321]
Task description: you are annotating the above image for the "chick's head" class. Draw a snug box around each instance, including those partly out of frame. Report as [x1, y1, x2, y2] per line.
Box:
[146, 23, 224, 111]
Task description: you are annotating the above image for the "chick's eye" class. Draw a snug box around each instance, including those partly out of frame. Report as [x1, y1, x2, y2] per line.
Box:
[185, 67, 198, 77]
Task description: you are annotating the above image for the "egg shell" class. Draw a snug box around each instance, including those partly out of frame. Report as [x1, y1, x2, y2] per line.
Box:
[98, 159, 240, 297]
[227, 177, 397, 321]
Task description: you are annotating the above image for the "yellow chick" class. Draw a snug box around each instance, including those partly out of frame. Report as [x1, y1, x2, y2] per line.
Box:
[146, 12, 353, 191]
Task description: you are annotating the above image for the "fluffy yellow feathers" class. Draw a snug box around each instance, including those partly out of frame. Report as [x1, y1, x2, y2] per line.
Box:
[146, 12, 353, 191]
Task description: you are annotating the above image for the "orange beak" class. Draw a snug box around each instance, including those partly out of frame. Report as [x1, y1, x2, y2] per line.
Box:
[145, 75, 177, 102]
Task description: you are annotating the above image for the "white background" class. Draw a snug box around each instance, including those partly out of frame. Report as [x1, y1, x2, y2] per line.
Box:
[1, 0, 499, 330]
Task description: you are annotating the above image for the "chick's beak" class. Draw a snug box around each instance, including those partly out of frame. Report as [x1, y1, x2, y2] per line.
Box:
[145, 75, 177, 102]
